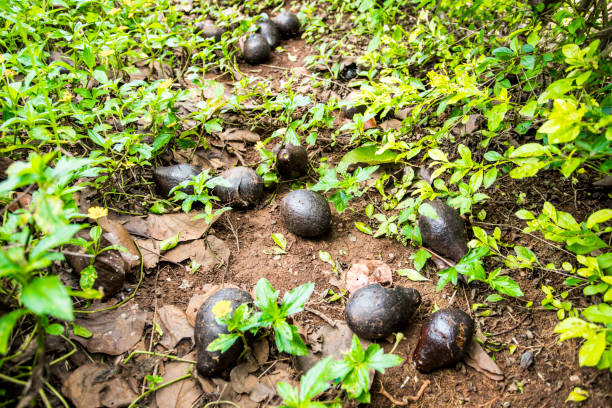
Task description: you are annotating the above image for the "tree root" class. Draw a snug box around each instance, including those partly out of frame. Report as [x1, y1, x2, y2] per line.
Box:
[378, 380, 430, 406]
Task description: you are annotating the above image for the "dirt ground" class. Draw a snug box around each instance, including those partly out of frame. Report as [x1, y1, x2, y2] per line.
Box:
[44, 6, 612, 408]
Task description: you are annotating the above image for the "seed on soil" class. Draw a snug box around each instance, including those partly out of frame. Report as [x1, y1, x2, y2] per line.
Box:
[214, 166, 264, 207]
[153, 163, 201, 197]
[275, 143, 309, 179]
[194, 19, 225, 42]
[340, 91, 367, 119]
[66, 229, 127, 297]
[273, 11, 300, 38]
[344, 283, 421, 340]
[243, 33, 271, 65]
[417, 200, 469, 262]
[258, 20, 281, 49]
[413, 307, 474, 373]
[194, 288, 253, 377]
[49, 51, 74, 74]
[280, 189, 331, 238]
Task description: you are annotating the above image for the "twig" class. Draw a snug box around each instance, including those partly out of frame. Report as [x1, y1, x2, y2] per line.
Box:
[305, 307, 336, 327]
[378, 380, 431, 405]
[204, 401, 240, 408]
[128, 373, 193, 408]
[123, 350, 197, 365]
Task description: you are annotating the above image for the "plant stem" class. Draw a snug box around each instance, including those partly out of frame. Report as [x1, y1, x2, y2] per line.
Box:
[127, 373, 192, 408]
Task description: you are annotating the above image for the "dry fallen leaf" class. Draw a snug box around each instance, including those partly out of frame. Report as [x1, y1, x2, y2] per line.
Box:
[464, 338, 504, 381]
[156, 305, 194, 349]
[123, 212, 219, 242]
[345, 260, 393, 294]
[73, 302, 146, 355]
[218, 128, 260, 143]
[98, 217, 140, 268]
[156, 352, 202, 408]
[62, 363, 137, 408]
[135, 238, 159, 269]
[229, 363, 259, 394]
[164, 236, 230, 272]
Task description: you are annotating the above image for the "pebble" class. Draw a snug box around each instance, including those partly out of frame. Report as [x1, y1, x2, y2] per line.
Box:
[520, 351, 534, 369]
[526, 329, 534, 339]
[348, 234, 356, 242]
[570, 375, 580, 382]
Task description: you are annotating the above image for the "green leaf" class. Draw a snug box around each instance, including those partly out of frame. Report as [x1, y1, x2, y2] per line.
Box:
[397, 268, 429, 281]
[487, 274, 523, 297]
[277, 382, 300, 406]
[486, 103, 509, 131]
[337, 145, 399, 173]
[82, 45, 95, 70]
[410, 248, 432, 272]
[255, 278, 280, 316]
[554, 317, 590, 340]
[299, 356, 333, 401]
[364, 343, 403, 372]
[0, 309, 26, 354]
[281, 282, 314, 317]
[509, 143, 549, 158]
[566, 387, 589, 402]
[418, 202, 438, 220]
[492, 47, 514, 59]
[582, 304, 612, 325]
[586, 209, 612, 229]
[354, 222, 373, 235]
[486, 294, 504, 302]
[72, 323, 92, 338]
[274, 320, 308, 355]
[272, 233, 287, 251]
[22, 276, 74, 321]
[45, 323, 64, 335]
[515, 209, 534, 220]
[160, 233, 179, 251]
[206, 332, 240, 353]
[579, 331, 606, 366]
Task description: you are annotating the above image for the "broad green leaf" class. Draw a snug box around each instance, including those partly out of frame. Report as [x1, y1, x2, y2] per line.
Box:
[410, 248, 432, 272]
[579, 331, 605, 366]
[566, 387, 589, 402]
[486, 294, 504, 302]
[274, 320, 308, 355]
[255, 278, 280, 315]
[160, 233, 179, 251]
[45, 323, 64, 335]
[486, 103, 509, 131]
[272, 233, 287, 251]
[206, 332, 240, 353]
[586, 209, 612, 229]
[337, 145, 399, 173]
[554, 317, 590, 340]
[0, 309, 26, 354]
[299, 356, 333, 400]
[397, 268, 429, 281]
[418, 202, 438, 220]
[22, 276, 73, 321]
[281, 282, 314, 317]
[582, 304, 612, 325]
[72, 323, 92, 338]
[509, 143, 549, 158]
[277, 382, 299, 406]
[354, 222, 373, 235]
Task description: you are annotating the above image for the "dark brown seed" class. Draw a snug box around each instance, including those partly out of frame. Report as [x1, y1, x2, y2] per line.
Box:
[65, 229, 127, 297]
[214, 166, 263, 207]
[195, 288, 253, 376]
[344, 284, 421, 340]
[259, 20, 281, 48]
[413, 307, 474, 372]
[417, 200, 468, 262]
[194, 19, 225, 42]
[340, 91, 367, 119]
[243, 34, 270, 65]
[280, 189, 331, 238]
[153, 164, 201, 198]
[276, 143, 308, 179]
[273, 11, 300, 38]
[49, 51, 74, 74]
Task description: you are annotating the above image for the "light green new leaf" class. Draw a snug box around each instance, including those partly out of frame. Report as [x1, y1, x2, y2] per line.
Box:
[586, 209, 612, 229]
[582, 303, 612, 325]
[418, 202, 438, 220]
[281, 282, 314, 317]
[337, 145, 399, 173]
[486, 102, 509, 131]
[579, 331, 606, 366]
[22, 276, 74, 321]
[410, 248, 432, 272]
[160, 233, 179, 251]
[566, 387, 589, 402]
[397, 268, 429, 281]
[0, 309, 26, 354]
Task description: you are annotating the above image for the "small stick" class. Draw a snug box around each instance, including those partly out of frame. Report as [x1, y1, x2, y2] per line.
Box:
[305, 307, 336, 327]
[378, 380, 430, 406]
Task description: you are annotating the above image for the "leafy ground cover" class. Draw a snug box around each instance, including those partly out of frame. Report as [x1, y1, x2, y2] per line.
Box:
[0, 0, 611, 406]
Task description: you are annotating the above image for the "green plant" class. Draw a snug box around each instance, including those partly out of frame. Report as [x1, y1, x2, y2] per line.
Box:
[311, 164, 379, 213]
[170, 169, 231, 223]
[207, 278, 314, 356]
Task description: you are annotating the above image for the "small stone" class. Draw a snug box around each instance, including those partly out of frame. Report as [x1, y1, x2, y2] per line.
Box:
[520, 351, 534, 370]
[348, 234, 356, 242]
[502, 402, 511, 408]
[508, 383, 518, 393]
[526, 330, 534, 340]
[569, 375, 580, 382]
